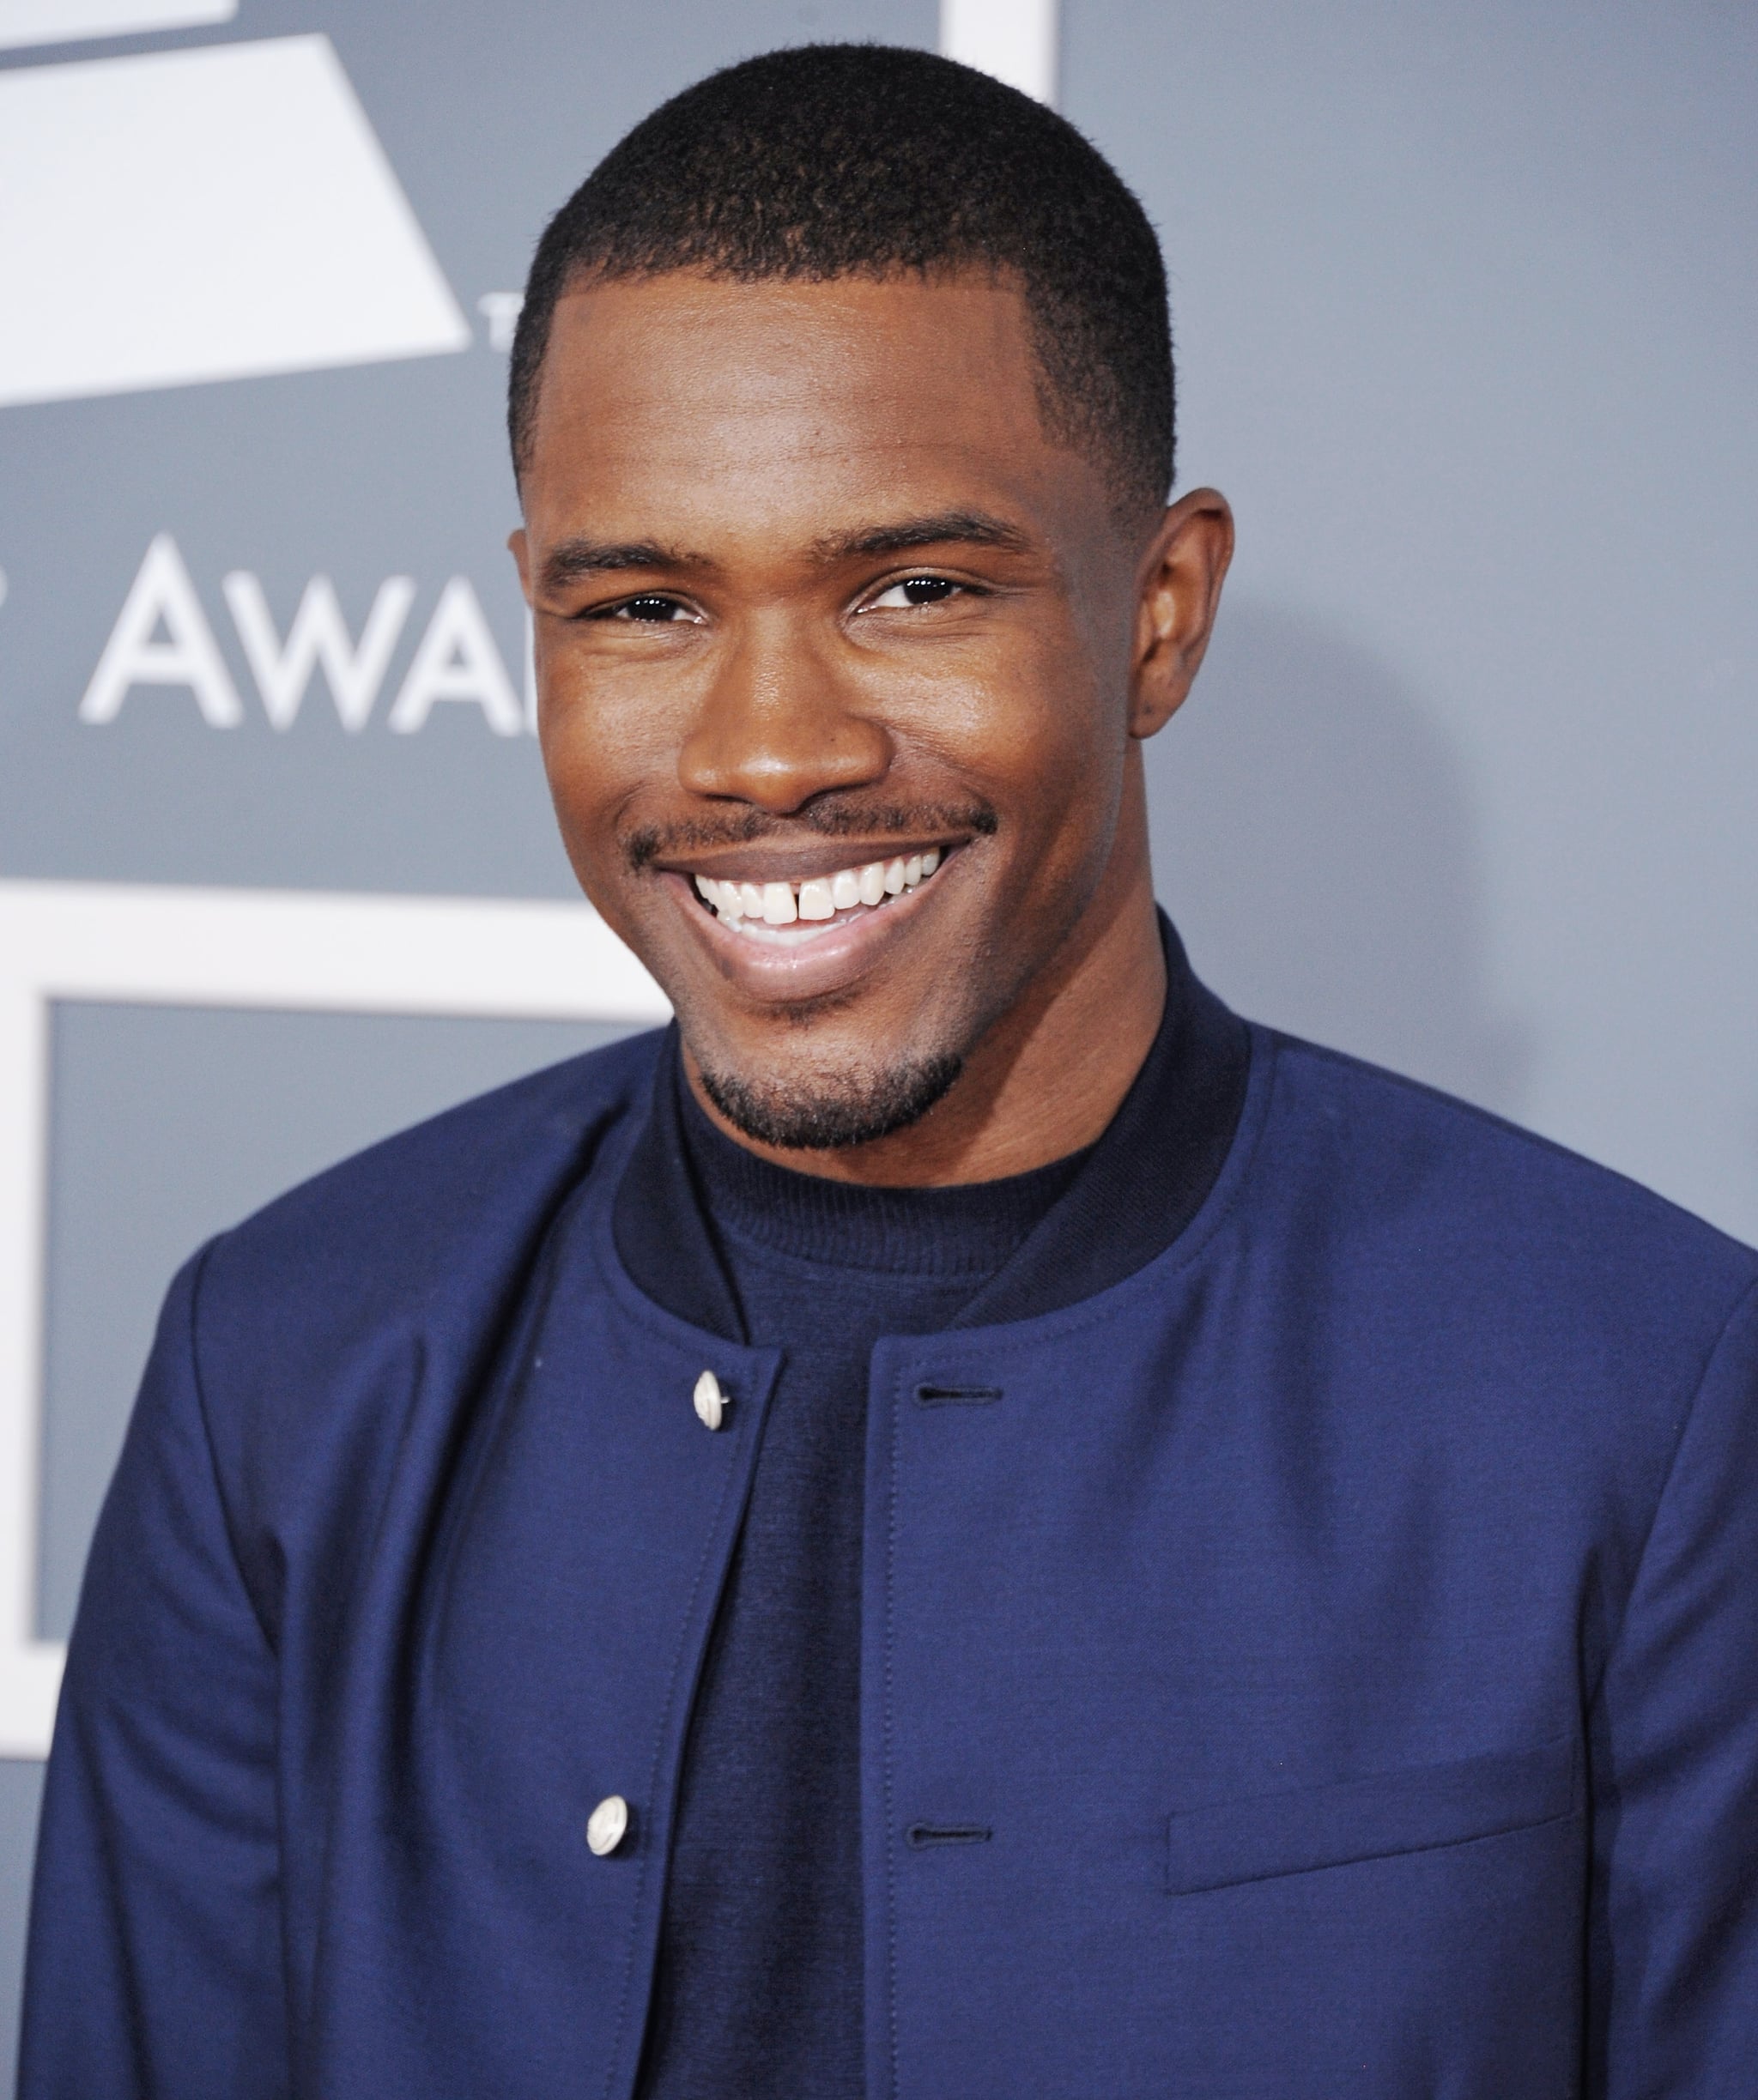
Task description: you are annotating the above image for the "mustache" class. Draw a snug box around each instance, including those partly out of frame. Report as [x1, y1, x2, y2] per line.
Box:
[623, 799, 997, 872]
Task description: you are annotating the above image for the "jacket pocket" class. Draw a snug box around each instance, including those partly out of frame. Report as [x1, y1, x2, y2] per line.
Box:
[1166, 1736, 1578, 1896]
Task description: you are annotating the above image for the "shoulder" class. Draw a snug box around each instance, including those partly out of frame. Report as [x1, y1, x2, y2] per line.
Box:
[128, 1028, 664, 1653]
[1247, 1026, 1758, 1371]
[193, 1026, 664, 1357]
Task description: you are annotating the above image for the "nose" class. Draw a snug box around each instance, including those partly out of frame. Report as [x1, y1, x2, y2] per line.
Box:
[677, 612, 892, 814]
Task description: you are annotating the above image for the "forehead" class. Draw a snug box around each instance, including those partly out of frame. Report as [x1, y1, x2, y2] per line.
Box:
[521, 271, 1100, 539]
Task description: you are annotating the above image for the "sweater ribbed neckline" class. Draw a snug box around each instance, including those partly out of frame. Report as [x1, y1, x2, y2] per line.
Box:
[676, 1080, 1088, 1280]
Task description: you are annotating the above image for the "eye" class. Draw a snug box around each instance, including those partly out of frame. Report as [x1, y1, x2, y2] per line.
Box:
[594, 594, 701, 624]
[865, 576, 966, 611]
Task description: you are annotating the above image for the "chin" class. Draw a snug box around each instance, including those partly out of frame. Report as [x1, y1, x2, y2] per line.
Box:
[694, 1047, 965, 1153]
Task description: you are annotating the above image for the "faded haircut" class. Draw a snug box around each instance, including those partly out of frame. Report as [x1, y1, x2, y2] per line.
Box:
[507, 42, 1174, 517]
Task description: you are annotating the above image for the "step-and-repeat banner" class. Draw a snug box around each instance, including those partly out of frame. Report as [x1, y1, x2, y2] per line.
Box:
[2, 1, 1753, 2082]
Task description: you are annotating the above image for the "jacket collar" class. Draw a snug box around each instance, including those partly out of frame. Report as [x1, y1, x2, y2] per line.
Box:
[611, 911, 1249, 1340]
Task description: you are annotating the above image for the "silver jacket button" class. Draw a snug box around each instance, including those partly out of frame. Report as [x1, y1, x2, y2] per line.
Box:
[586, 1794, 630, 1857]
[693, 1370, 726, 1431]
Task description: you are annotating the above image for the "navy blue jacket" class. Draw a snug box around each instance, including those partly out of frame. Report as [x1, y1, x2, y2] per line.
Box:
[21, 1013, 1758, 2097]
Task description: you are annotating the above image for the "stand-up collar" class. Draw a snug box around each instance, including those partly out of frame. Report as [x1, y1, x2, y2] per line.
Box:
[612, 912, 1250, 1341]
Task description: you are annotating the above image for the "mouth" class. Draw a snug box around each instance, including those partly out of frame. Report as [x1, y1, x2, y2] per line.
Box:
[686, 847, 944, 947]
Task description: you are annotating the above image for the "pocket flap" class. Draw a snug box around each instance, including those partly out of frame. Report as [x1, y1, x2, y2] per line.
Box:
[1166, 1736, 1577, 1896]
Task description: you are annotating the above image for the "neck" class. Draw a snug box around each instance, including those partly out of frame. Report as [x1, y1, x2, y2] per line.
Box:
[683, 762, 1167, 1187]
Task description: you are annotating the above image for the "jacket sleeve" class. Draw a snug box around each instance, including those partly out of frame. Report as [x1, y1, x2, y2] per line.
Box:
[1587, 1274, 1758, 2096]
[18, 1244, 289, 2099]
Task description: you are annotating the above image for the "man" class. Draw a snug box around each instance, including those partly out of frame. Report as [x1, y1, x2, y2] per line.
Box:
[21, 41, 1758, 2100]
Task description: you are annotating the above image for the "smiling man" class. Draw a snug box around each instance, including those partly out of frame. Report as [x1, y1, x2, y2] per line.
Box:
[21, 42, 1758, 2100]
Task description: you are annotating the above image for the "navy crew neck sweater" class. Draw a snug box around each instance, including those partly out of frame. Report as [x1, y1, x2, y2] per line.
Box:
[615, 917, 1248, 2099]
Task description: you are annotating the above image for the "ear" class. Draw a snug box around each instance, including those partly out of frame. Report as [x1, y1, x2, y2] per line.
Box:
[1128, 487, 1234, 740]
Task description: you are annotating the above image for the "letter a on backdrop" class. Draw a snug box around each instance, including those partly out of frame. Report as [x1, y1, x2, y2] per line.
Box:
[388, 577, 524, 736]
[78, 533, 244, 727]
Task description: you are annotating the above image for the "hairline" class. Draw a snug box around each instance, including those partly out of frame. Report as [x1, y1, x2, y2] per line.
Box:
[513, 257, 1166, 530]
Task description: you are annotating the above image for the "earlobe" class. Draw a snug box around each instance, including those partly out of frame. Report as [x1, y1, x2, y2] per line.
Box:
[1128, 693, 1178, 740]
[1127, 673, 1190, 741]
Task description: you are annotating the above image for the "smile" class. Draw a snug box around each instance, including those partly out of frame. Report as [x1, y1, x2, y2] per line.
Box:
[690, 849, 943, 947]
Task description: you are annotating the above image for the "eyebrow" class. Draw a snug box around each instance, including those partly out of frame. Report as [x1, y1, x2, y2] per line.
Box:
[535, 509, 1034, 599]
[536, 537, 713, 596]
[812, 511, 1034, 563]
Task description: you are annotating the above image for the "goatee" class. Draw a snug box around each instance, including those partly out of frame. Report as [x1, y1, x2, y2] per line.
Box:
[695, 1049, 965, 1152]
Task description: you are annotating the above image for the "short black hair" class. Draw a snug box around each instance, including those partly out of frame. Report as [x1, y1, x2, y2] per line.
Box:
[509, 43, 1173, 517]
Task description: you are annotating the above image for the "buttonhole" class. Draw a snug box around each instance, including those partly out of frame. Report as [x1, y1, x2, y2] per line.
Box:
[906, 1824, 992, 1848]
[914, 1384, 1003, 1407]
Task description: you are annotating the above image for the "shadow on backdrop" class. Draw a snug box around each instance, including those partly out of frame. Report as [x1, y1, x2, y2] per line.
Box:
[1149, 596, 1531, 1120]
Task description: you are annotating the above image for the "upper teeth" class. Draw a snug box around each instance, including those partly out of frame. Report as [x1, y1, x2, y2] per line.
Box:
[693, 849, 941, 927]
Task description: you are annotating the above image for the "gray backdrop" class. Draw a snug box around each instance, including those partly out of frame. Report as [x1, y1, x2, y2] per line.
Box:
[2, 3, 1754, 2085]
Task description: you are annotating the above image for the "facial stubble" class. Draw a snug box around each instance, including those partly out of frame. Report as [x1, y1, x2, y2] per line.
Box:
[694, 1041, 966, 1151]
[633, 798, 997, 1150]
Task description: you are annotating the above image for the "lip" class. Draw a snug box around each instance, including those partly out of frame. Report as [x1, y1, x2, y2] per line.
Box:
[652, 838, 960, 889]
[662, 849, 958, 1003]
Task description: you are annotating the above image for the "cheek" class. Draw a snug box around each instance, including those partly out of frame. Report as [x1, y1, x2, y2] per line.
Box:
[536, 705, 610, 852]
[537, 660, 677, 856]
[928, 644, 1125, 852]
